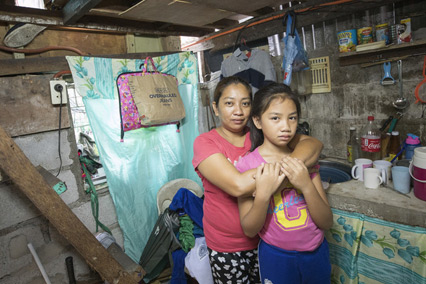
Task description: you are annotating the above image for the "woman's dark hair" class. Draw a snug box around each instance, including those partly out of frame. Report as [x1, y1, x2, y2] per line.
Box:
[213, 76, 252, 105]
[249, 83, 301, 151]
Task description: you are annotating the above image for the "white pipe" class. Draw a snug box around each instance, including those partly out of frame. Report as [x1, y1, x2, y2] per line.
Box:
[27, 243, 52, 284]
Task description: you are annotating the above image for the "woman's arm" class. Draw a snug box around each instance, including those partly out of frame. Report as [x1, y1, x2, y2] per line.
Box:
[197, 153, 257, 197]
[280, 157, 333, 230]
[288, 134, 323, 167]
[238, 163, 285, 237]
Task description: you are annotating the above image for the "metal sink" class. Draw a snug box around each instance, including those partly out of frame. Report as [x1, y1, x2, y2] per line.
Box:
[318, 160, 352, 184]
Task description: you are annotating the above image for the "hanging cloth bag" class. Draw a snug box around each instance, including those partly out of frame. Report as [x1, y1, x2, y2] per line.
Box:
[116, 57, 185, 141]
[128, 57, 185, 126]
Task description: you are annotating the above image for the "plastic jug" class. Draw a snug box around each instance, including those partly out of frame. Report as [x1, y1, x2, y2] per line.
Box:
[405, 134, 421, 160]
[409, 147, 426, 201]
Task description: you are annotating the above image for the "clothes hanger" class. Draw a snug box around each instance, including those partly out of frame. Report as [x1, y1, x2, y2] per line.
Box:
[239, 38, 251, 52]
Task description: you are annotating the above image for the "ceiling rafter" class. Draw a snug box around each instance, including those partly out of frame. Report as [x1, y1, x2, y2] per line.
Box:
[63, 0, 103, 24]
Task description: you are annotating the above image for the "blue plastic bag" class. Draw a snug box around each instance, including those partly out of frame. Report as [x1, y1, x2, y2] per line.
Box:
[282, 12, 309, 86]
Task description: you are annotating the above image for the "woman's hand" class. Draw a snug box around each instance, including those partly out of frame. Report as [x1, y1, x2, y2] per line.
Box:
[255, 162, 286, 201]
[279, 156, 311, 192]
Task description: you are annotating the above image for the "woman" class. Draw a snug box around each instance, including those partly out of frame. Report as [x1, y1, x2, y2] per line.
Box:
[192, 76, 323, 283]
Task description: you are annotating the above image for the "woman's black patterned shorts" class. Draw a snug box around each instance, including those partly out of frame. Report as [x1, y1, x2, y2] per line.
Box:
[208, 248, 261, 284]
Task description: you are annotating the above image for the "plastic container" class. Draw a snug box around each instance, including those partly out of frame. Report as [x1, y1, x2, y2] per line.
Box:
[405, 134, 421, 160]
[409, 147, 426, 201]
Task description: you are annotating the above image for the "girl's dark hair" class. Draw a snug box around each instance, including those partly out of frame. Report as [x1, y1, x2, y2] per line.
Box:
[249, 83, 301, 151]
[213, 76, 252, 105]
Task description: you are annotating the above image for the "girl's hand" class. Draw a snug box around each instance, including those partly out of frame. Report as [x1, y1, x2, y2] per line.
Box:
[255, 163, 286, 200]
[279, 157, 311, 192]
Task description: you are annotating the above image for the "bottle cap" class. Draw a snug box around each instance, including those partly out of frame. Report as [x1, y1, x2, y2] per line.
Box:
[368, 116, 374, 121]
[391, 131, 399, 136]
[406, 133, 421, 145]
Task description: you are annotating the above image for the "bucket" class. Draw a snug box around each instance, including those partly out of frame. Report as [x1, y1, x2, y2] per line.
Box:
[409, 147, 426, 201]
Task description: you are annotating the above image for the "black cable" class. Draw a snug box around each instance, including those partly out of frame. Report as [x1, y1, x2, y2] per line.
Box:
[55, 84, 64, 177]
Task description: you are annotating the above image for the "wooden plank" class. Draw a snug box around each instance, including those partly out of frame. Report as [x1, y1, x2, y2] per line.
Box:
[63, 0, 103, 25]
[0, 5, 212, 37]
[119, 0, 234, 27]
[0, 125, 142, 284]
[0, 52, 173, 76]
[338, 39, 426, 66]
[0, 75, 71, 137]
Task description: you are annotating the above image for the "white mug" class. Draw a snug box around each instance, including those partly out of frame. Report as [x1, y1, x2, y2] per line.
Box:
[352, 158, 373, 181]
[364, 168, 384, 189]
[373, 160, 392, 185]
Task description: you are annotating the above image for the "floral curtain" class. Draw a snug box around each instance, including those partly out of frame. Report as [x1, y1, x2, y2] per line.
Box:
[326, 209, 426, 284]
[66, 52, 200, 262]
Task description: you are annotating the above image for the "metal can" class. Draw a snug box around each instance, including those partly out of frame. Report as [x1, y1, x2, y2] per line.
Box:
[375, 23, 390, 45]
[337, 29, 357, 52]
[357, 27, 373, 45]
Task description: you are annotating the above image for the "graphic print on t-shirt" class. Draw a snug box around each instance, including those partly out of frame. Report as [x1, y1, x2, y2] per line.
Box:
[271, 189, 309, 231]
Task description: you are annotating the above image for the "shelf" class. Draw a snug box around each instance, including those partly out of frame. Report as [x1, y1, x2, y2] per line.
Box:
[338, 38, 426, 67]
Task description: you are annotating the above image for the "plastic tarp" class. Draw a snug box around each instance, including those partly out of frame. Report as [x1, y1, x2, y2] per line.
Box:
[66, 53, 201, 262]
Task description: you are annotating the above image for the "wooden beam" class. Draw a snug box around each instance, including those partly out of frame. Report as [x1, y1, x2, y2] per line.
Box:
[0, 5, 213, 37]
[0, 124, 142, 283]
[63, 0, 104, 25]
[0, 52, 173, 76]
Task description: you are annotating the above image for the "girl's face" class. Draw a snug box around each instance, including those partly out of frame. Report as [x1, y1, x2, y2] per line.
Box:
[253, 97, 298, 148]
[213, 83, 251, 133]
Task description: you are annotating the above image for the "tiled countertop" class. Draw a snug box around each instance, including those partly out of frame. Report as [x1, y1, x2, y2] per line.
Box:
[326, 179, 426, 227]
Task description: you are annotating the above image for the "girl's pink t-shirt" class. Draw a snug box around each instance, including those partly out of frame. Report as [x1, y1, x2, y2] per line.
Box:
[236, 148, 324, 252]
[192, 129, 260, 252]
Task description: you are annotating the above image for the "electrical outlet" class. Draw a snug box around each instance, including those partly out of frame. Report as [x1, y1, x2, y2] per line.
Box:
[50, 80, 67, 105]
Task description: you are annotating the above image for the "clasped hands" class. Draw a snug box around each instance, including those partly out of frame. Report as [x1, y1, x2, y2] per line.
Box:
[252, 156, 311, 198]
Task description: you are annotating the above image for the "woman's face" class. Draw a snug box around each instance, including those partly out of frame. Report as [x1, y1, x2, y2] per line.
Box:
[213, 83, 251, 133]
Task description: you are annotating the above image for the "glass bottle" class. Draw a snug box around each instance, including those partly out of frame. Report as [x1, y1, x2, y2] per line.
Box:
[347, 127, 360, 165]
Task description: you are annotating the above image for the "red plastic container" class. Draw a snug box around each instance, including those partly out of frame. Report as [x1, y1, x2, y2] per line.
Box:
[410, 147, 426, 201]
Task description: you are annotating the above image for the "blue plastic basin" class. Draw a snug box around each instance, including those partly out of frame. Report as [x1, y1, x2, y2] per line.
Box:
[319, 160, 352, 184]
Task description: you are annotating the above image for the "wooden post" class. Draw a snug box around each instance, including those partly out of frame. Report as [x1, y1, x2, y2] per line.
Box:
[0, 125, 141, 283]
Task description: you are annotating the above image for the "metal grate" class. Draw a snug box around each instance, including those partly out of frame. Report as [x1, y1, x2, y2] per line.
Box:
[310, 56, 331, 93]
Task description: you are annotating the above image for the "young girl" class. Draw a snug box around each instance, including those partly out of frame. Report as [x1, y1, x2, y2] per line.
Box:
[236, 83, 333, 284]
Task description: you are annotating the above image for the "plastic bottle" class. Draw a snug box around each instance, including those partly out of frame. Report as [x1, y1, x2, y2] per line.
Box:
[347, 127, 360, 165]
[360, 116, 381, 161]
[388, 131, 401, 161]
[404, 133, 421, 160]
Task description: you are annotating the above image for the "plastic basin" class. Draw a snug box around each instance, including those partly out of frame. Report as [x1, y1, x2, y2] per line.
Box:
[319, 160, 352, 184]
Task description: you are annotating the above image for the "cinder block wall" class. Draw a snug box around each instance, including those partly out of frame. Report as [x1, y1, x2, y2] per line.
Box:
[300, 7, 426, 160]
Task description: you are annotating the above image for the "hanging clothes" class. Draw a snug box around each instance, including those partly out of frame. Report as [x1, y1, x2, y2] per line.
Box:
[220, 48, 277, 95]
